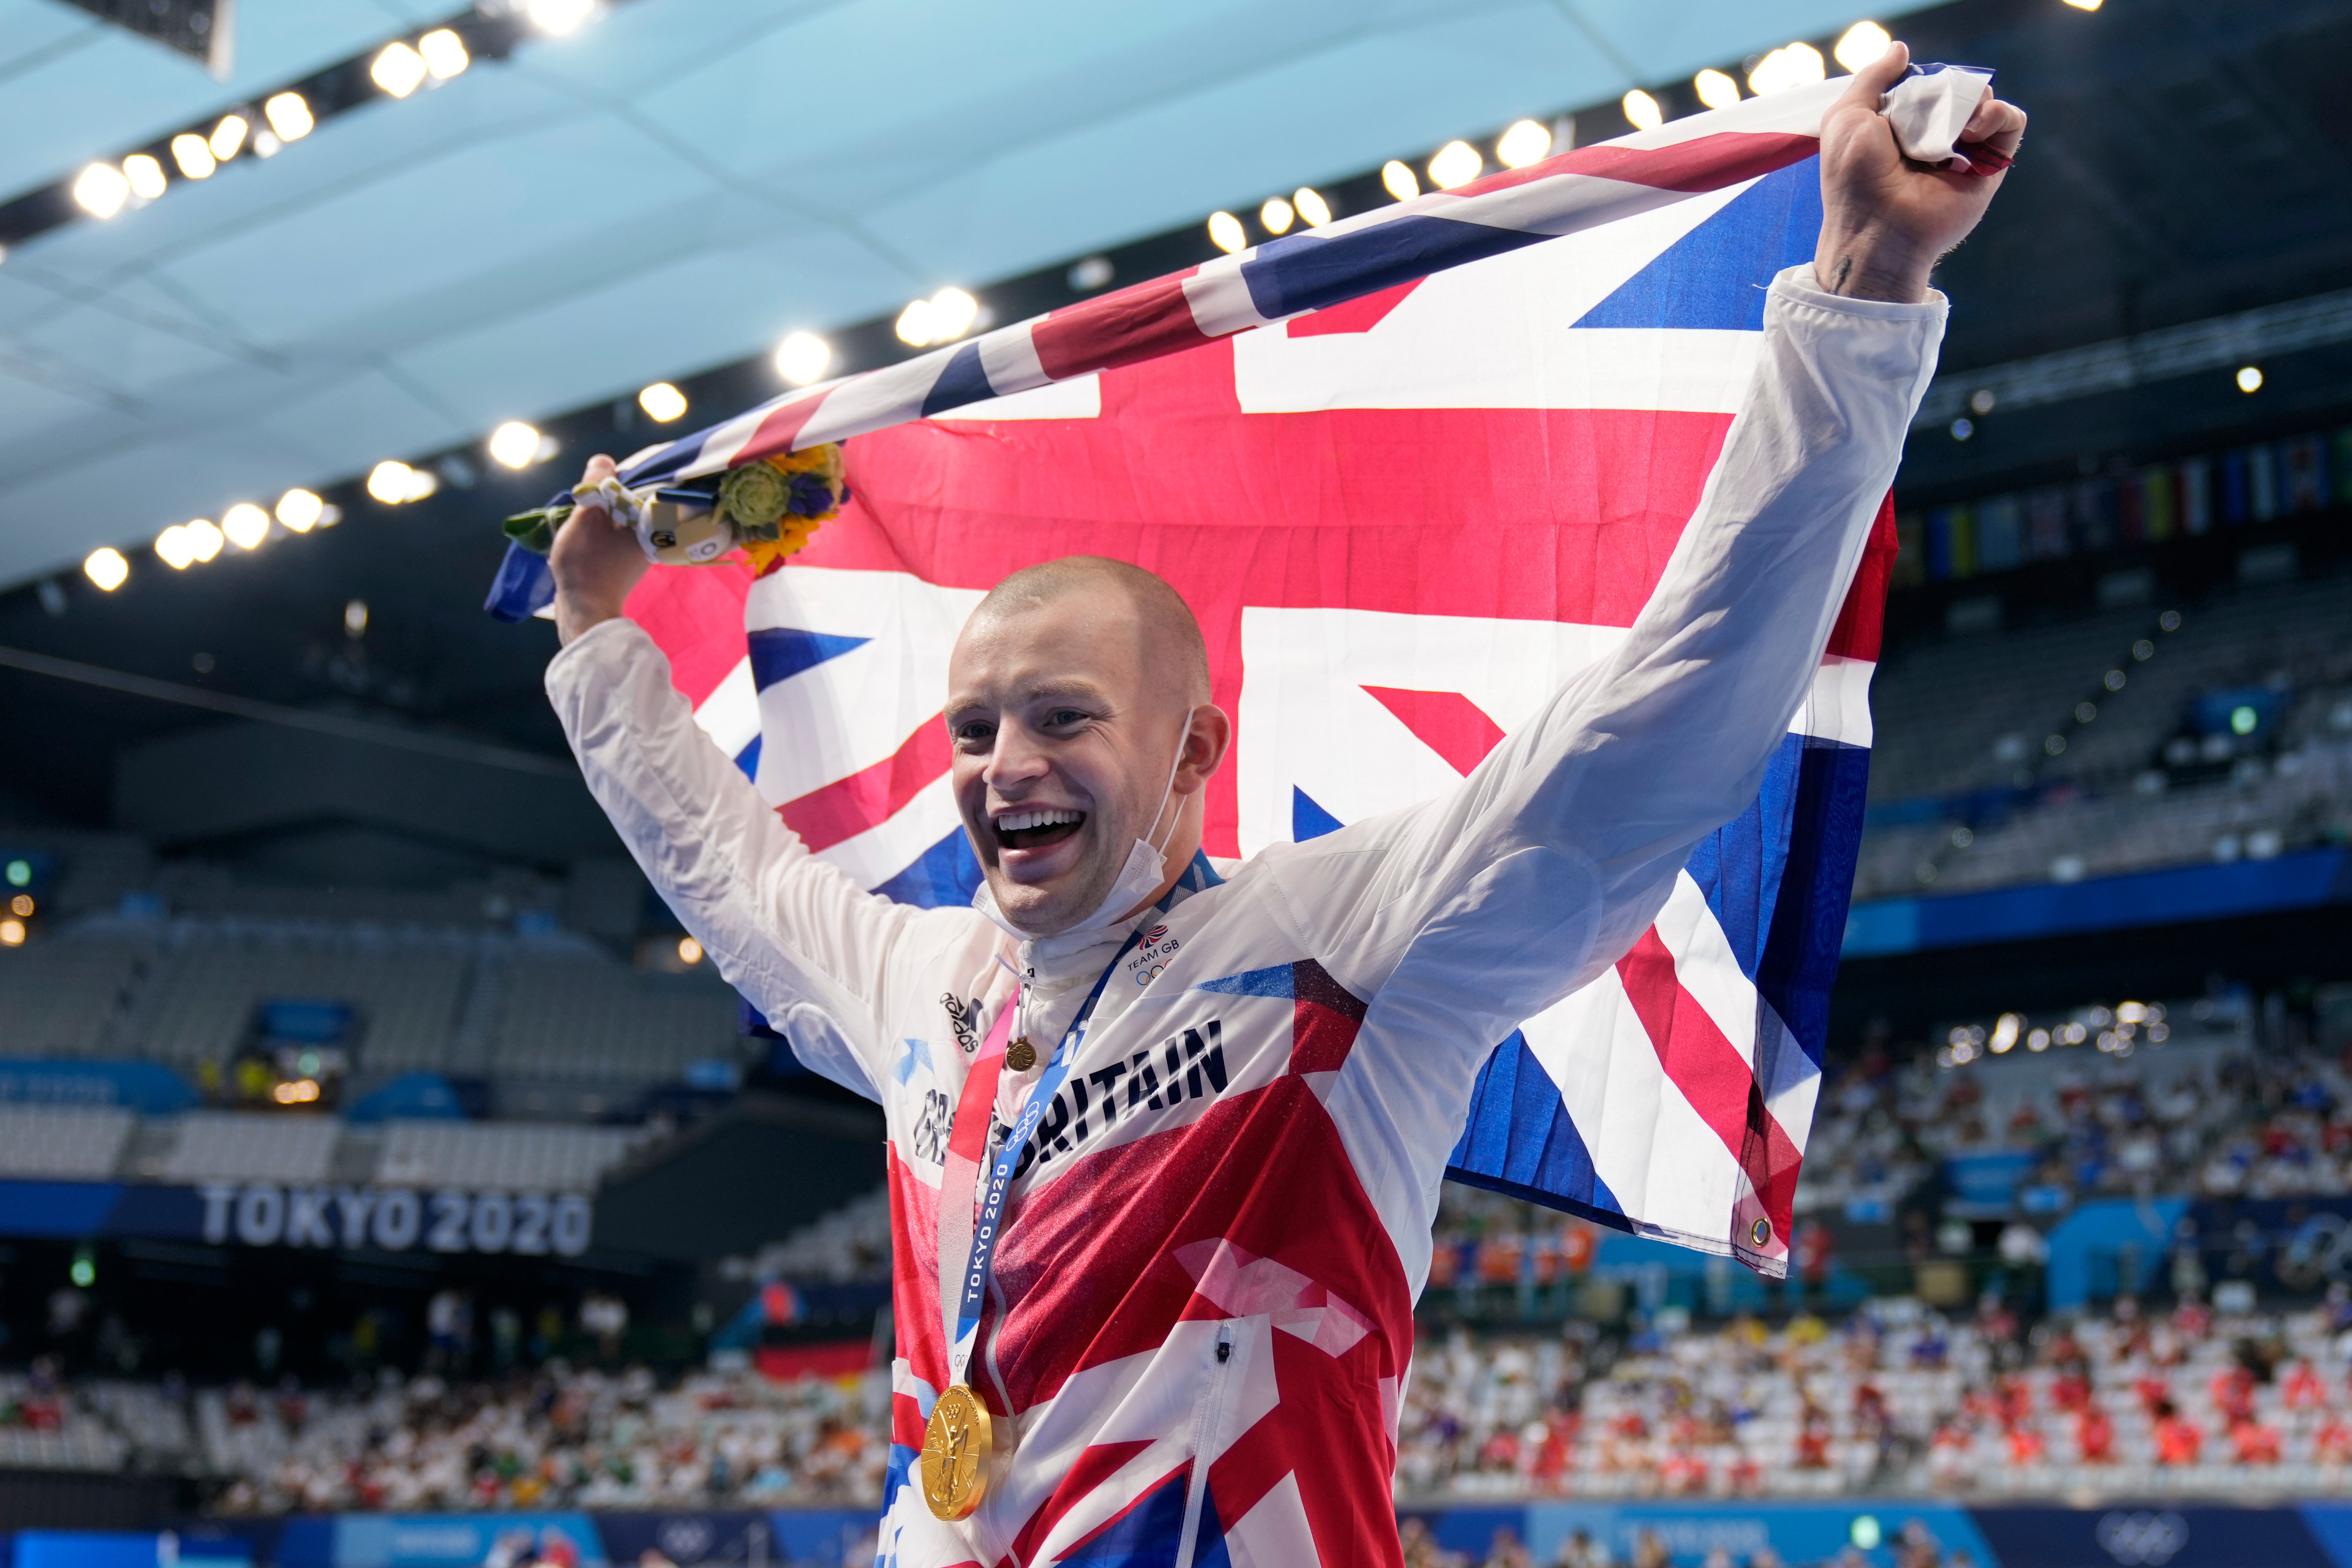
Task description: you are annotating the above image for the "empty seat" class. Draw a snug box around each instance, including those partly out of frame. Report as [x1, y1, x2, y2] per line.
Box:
[0, 1106, 135, 1178]
[150, 1110, 341, 1184]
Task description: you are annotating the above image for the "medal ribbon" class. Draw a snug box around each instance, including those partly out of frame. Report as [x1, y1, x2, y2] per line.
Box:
[935, 930, 1143, 1397]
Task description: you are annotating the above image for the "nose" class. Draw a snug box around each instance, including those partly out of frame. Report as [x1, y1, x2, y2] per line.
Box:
[982, 722, 1049, 796]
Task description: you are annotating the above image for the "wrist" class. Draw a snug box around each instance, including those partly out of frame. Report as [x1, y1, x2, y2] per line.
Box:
[553, 589, 628, 646]
[1813, 224, 1935, 304]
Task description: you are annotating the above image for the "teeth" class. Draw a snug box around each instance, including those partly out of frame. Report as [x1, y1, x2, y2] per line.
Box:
[995, 808, 1084, 834]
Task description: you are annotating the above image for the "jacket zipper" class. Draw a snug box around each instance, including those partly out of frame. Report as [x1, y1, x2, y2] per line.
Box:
[1172, 1322, 1235, 1568]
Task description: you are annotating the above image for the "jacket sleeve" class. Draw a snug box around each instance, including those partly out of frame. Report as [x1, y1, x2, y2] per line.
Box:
[1266, 264, 1944, 1034]
[545, 617, 954, 1101]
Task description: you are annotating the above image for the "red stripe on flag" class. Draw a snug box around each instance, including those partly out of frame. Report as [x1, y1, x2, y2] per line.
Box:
[732, 390, 828, 467]
[776, 717, 951, 854]
[1360, 686, 1507, 775]
[1824, 491, 1897, 664]
[1033, 271, 1213, 380]
[624, 565, 751, 709]
[1613, 927, 1800, 1238]
[1464, 131, 1820, 197]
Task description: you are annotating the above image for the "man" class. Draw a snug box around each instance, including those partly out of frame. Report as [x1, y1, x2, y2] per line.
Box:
[547, 47, 2020, 1568]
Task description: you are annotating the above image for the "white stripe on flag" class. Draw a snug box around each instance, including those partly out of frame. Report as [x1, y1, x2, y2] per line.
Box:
[1518, 967, 1741, 1245]
[812, 774, 967, 891]
[1649, 871, 1761, 1073]
[690, 655, 760, 759]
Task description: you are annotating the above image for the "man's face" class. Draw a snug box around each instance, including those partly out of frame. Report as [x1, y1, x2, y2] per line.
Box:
[947, 593, 1182, 935]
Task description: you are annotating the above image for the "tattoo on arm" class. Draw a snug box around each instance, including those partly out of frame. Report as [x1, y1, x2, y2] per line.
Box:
[1832, 255, 1855, 296]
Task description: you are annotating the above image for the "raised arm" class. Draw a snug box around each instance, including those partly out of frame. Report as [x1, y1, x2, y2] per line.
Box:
[544, 460, 950, 1100]
[1280, 49, 2022, 1025]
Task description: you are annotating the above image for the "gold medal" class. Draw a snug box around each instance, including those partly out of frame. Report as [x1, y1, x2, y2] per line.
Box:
[920, 1383, 995, 1519]
[1004, 1037, 1037, 1072]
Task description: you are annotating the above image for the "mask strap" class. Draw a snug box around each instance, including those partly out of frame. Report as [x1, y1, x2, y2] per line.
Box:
[1140, 716, 1191, 859]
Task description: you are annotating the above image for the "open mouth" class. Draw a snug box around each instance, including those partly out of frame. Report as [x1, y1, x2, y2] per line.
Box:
[993, 807, 1086, 852]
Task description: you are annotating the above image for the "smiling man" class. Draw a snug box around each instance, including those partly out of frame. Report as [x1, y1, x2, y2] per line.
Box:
[545, 50, 2021, 1568]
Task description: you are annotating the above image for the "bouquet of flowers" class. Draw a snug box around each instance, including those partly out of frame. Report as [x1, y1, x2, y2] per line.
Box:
[501, 442, 848, 574]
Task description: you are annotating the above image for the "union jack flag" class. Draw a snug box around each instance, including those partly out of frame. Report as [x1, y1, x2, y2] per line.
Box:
[497, 76, 1887, 1274]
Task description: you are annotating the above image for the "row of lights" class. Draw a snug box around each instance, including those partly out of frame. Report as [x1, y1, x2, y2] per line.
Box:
[1621, 23, 1887, 133]
[0, 860, 34, 946]
[1938, 1001, 2166, 1068]
[1193, 21, 1900, 254]
[76, 358, 784, 591]
[62, 0, 600, 225]
[71, 94, 316, 219]
[1954, 365, 2262, 444]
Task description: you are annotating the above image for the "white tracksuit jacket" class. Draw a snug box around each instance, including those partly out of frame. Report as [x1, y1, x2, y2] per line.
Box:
[547, 264, 1946, 1568]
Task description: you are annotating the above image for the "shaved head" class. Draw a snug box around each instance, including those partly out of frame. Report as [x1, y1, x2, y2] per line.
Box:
[947, 556, 1229, 935]
[974, 557, 1210, 708]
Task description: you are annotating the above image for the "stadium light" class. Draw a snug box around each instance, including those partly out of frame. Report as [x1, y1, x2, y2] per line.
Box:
[1259, 196, 1295, 236]
[929, 288, 978, 341]
[155, 525, 196, 569]
[122, 154, 167, 201]
[1381, 160, 1420, 201]
[209, 113, 248, 160]
[1496, 119, 1552, 169]
[372, 42, 430, 98]
[774, 331, 831, 385]
[71, 163, 130, 219]
[1622, 90, 1663, 131]
[221, 502, 271, 550]
[9, 895, 29, 918]
[1693, 69, 1741, 110]
[2063, 0, 2101, 9]
[1427, 140, 1482, 190]
[418, 30, 469, 80]
[1835, 21, 1893, 72]
[488, 421, 544, 469]
[2236, 364, 2264, 393]
[83, 548, 128, 591]
[1206, 211, 1247, 254]
[264, 91, 315, 141]
[345, 599, 369, 637]
[527, 0, 598, 34]
[1749, 42, 1826, 96]
[638, 382, 688, 422]
[1293, 187, 1331, 227]
[276, 489, 324, 531]
[678, 936, 704, 965]
[185, 518, 224, 562]
[0, 919, 22, 948]
[3, 862, 26, 888]
[367, 460, 417, 503]
[170, 133, 216, 179]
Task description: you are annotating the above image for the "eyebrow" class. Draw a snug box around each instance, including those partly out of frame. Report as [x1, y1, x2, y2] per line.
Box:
[943, 678, 1113, 723]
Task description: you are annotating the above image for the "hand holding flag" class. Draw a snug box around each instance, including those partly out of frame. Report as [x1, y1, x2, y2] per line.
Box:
[1816, 41, 2028, 302]
[548, 453, 648, 645]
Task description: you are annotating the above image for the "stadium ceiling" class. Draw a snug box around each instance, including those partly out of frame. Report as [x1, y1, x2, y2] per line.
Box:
[0, 0, 1944, 593]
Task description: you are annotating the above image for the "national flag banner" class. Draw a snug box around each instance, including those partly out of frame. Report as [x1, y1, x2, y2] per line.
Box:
[523, 77, 1893, 1274]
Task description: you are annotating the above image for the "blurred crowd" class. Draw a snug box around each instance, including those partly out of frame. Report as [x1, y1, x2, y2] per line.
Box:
[1787, 993, 2352, 1224]
[17, 1285, 2352, 1515]
[1396, 1288, 2352, 1502]
[1399, 1514, 1977, 1568]
[205, 1362, 890, 1514]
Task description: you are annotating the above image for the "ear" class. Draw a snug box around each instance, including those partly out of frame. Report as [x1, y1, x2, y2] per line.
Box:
[1174, 704, 1233, 793]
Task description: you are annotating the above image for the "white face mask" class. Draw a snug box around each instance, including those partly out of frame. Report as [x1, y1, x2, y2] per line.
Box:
[973, 735, 1188, 941]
